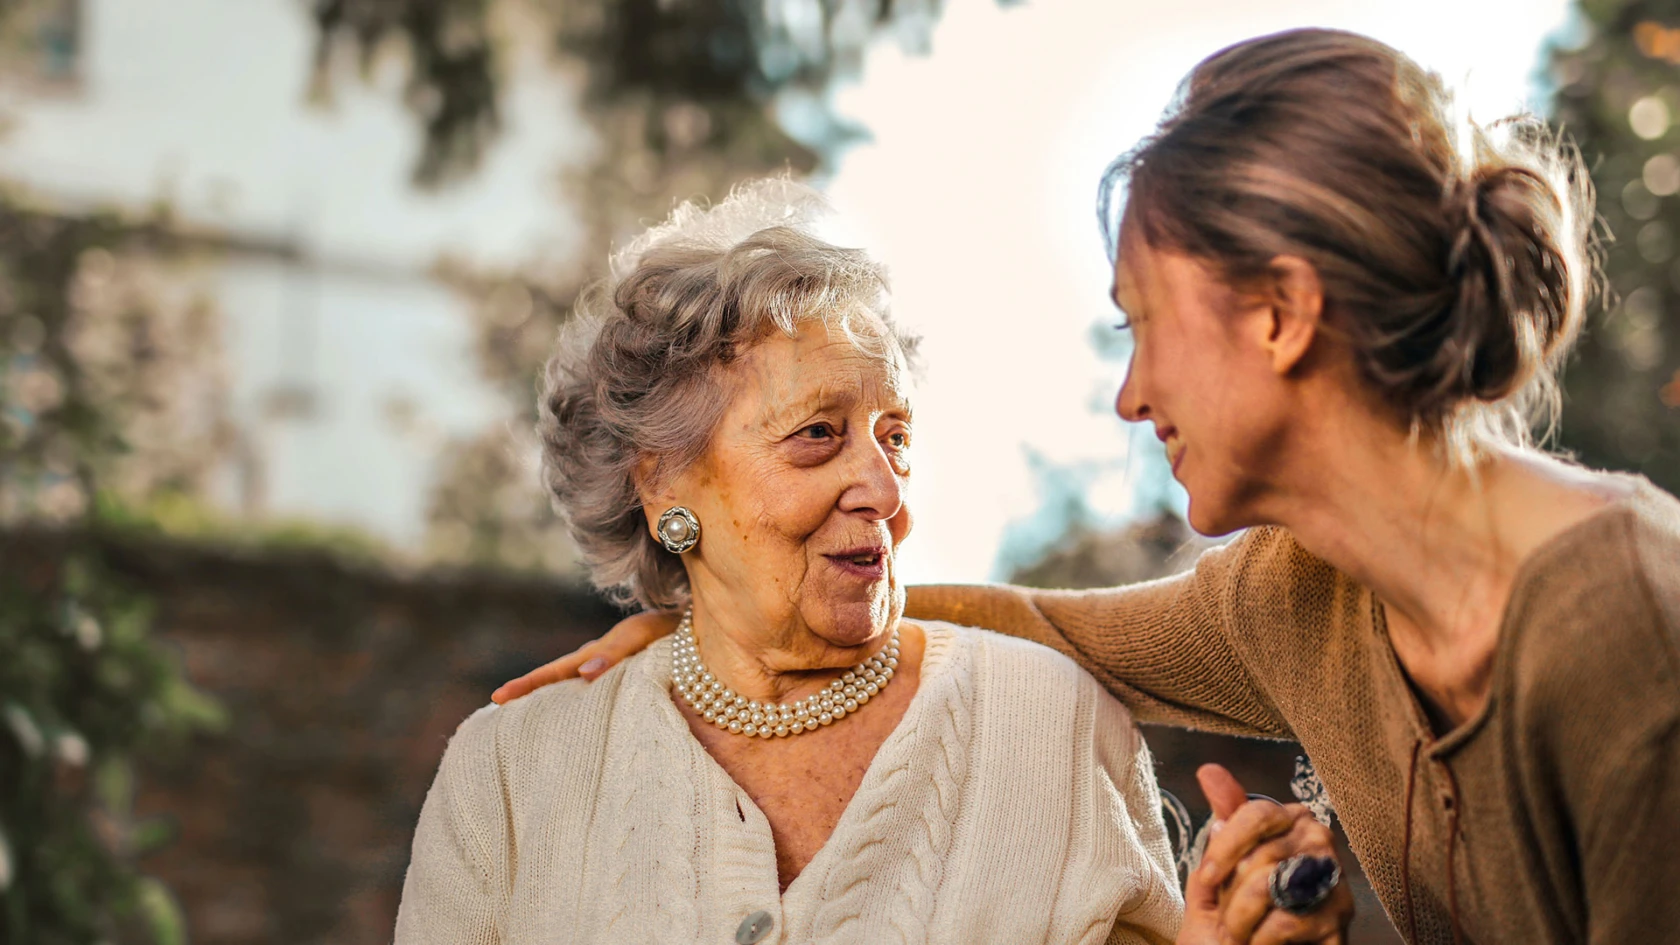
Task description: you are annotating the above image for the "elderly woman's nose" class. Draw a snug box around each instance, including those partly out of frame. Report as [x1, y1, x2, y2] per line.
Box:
[838, 440, 906, 519]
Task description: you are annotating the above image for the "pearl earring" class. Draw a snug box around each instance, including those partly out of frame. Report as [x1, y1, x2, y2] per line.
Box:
[656, 506, 700, 554]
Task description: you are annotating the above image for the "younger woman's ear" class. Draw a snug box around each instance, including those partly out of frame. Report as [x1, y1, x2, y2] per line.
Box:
[1262, 255, 1325, 375]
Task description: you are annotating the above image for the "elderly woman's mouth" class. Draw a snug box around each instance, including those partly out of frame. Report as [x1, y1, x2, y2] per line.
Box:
[824, 549, 888, 579]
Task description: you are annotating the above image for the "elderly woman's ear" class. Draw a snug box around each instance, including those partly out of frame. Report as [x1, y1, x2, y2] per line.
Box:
[632, 455, 667, 516]
[636, 457, 704, 555]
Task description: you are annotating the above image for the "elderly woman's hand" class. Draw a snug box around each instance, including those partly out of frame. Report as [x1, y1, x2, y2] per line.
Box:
[491, 611, 680, 704]
[1178, 764, 1353, 945]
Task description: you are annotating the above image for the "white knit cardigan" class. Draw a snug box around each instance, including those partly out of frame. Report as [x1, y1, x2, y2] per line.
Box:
[395, 621, 1183, 945]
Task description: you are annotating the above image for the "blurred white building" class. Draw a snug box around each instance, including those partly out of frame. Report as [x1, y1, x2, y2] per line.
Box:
[0, 0, 585, 550]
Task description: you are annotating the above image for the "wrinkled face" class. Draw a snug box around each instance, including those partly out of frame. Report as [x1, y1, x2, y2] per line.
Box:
[1111, 226, 1291, 536]
[659, 318, 913, 657]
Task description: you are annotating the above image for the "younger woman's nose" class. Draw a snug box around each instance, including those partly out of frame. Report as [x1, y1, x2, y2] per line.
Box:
[1116, 370, 1149, 423]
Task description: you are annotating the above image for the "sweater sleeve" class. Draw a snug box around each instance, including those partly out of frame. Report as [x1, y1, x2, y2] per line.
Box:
[1579, 714, 1680, 945]
[1574, 513, 1680, 944]
[394, 706, 507, 945]
[905, 532, 1289, 737]
[1509, 498, 1680, 945]
[1098, 695, 1184, 945]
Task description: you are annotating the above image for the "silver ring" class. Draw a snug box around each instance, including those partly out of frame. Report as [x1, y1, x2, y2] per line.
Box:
[1268, 853, 1341, 915]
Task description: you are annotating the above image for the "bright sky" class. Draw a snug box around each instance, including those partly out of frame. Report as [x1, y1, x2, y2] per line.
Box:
[825, 0, 1575, 583]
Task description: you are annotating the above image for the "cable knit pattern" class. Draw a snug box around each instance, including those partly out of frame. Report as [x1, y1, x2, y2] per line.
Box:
[596, 691, 701, 940]
[804, 626, 972, 944]
[395, 621, 1182, 945]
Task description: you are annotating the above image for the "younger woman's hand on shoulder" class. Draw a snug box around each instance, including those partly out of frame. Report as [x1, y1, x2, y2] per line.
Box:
[490, 611, 681, 703]
[1178, 764, 1353, 945]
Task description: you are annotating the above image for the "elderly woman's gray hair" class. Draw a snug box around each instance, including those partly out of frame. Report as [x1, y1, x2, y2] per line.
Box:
[539, 179, 919, 610]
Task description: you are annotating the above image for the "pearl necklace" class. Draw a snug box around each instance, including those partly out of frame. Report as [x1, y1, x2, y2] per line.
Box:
[670, 610, 901, 738]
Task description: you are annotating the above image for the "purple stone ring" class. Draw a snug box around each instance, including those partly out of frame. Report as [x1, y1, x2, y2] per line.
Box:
[1268, 853, 1342, 915]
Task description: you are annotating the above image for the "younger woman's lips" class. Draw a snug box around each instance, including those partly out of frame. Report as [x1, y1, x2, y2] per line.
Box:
[1166, 438, 1185, 475]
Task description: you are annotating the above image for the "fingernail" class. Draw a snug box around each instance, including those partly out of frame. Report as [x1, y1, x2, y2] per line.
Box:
[1208, 818, 1225, 835]
[580, 657, 608, 677]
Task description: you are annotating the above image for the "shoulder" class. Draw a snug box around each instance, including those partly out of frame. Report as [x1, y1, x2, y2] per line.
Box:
[917, 619, 1139, 726]
[1508, 478, 1680, 652]
[1623, 480, 1680, 634]
[1169, 527, 1354, 623]
[916, 622, 1150, 785]
[924, 618, 1099, 686]
[1504, 480, 1680, 740]
[1209, 527, 1360, 648]
[1233, 526, 1352, 595]
[437, 644, 663, 801]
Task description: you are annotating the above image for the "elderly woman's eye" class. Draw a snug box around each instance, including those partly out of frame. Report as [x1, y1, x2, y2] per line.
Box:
[886, 431, 909, 449]
[798, 422, 836, 439]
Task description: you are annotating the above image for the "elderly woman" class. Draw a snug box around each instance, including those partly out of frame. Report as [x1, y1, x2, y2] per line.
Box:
[393, 181, 1183, 944]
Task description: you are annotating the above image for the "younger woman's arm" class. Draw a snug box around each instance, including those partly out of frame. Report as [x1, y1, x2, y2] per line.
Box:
[906, 533, 1287, 738]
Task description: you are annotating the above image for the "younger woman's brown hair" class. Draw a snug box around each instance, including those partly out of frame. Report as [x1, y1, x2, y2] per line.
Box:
[1100, 28, 1598, 461]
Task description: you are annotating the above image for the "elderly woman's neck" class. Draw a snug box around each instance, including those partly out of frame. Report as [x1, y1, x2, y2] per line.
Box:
[685, 605, 897, 705]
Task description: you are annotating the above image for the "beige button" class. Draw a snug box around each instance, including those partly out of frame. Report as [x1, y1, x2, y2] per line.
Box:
[736, 910, 774, 944]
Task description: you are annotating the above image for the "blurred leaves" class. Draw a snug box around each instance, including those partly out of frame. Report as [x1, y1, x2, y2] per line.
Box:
[1550, 0, 1680, 492]
[310, 0, 946, 185]
[0, 184, 226, 941]
[0, 550, 223, 944]
[312, 0, 500, 186]
[0, 0, 79, 87]
[0, 197, 238, 527]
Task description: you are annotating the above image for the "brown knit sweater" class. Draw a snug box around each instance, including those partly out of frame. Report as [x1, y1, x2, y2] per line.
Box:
[906, 477, 1680, 945]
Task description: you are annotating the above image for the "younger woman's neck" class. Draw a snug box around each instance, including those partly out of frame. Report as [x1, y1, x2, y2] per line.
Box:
[1267, 421, 1618, 725]
[1292, 436, 1511, 633]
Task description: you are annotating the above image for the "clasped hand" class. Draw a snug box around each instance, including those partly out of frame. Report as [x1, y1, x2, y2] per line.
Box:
[1181, 764, 1353, 945]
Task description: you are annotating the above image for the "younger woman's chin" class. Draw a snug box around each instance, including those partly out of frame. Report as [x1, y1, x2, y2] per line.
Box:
[1184, 492, 1249, 538]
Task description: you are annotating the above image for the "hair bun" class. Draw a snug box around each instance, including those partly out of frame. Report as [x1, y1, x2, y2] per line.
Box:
[1434, 154, 1581, 410]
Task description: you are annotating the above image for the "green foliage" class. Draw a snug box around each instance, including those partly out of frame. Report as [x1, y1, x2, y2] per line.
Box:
[0, 550, 222, 944]
[1550, 2, 1680, 492]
